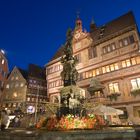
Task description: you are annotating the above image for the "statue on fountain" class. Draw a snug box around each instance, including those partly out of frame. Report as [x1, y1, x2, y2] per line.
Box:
[61, 28, 78, 86]
[59, 29, 84, 116]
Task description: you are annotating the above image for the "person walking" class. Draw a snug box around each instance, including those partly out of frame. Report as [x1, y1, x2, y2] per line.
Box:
[1, 110, 9, 131]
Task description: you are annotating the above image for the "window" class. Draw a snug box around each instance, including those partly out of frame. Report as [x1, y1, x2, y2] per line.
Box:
[96, 69, 100, 75]
[122, 59, 131, 68]
[131, 57, 137, 65]
[6, 84, 9, 89]
[106, 66, 110, 72]
[109, 83, 119, 93]
[20, 83, 24, 87]
[88, 46, 97, 59]
[85, 72, 89, 79]
[13, 92, 17, 98]
[15, 76, 19, 80]
[102, 63, 119, 74]
[75, 53, 81, 63]
[102, 67, 106, 74]
[15, 83, 19, 87]
[119, 35, 135, 47]
[136, 56, 140, 64]
[102, 43, 116, 54]
[1, 59, 4, 64]
[129, 35, 135, 44]
[27, 97, 30, 101]
[114, 63, 119, 70]
[11, 76, 14, 80]
[131, 78, 140, 90]
[124, 38, 129, 46]
[111, 43, 116, 50]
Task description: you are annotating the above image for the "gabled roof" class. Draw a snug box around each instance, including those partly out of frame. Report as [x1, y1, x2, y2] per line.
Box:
[50, 45, 65, 62]
[49, 11, 136, 62]
[90, 11, 136, 42]
[28, 64, 46, 80]
[7, 64, 46, 81]
[18, 68, 28, 80]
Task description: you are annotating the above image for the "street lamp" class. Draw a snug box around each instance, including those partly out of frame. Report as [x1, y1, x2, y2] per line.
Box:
[34, 85, 40, 125]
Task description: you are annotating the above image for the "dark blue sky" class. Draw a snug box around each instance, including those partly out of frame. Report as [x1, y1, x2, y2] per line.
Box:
[0, 0, 140, 71]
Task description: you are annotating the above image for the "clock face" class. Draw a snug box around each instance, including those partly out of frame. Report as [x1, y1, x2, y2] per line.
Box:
[74, 33, 80, 39]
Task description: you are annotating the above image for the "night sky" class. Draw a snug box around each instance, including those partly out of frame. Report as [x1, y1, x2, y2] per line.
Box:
[0, 0, 140, 71]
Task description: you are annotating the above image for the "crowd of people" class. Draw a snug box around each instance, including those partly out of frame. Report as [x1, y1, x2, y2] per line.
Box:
[0, 110, 21, 131]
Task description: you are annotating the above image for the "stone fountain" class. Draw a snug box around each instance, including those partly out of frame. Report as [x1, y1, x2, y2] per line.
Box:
[59, 28, 85, 117]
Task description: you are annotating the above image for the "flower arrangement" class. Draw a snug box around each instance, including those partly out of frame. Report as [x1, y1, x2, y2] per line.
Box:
[130, 88, 140, 97]
[36, 114, 106, 130]
[107, 92, 120, 101]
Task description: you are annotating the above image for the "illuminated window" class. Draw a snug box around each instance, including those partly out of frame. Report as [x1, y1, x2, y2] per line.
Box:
[126, 59, 131, 67]
[122, 59, 131, 68]
[20, 83, 24, 87]
[6, 84, 9, 89]
[124, 38, 129, 46]
[92, 70, 96, 77]
[11, 76, 14, 80]
[131, 57, 136, 65]
[122, 61, 126, 68]
[114, 63, 119, 70]
[109, 83, 119, 93]
[136, 56, 140, 64]
[89, 71, 92, 77]
[85, 72, 89, 78]
[111, 43, 116, 50]
[13, 92, 17, 98]
[106, 66, 110, 72]
[102, 67, 106, 73]
[27, 97, 30, 101]
[15, 76, 19, 80]
[110, 64, 115, 71]
[131, 78, 140, 90]
[83, 73, 86, 79]
[96, 69, 100, 75]
[2, 59, 4, 64]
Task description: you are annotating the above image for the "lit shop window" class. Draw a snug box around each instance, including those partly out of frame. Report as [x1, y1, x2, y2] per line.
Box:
[109, 83, 119, 93]
[131, 78, 140, 90]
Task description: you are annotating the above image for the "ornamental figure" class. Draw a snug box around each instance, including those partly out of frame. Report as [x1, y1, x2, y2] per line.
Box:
[61, 29, 78, 86]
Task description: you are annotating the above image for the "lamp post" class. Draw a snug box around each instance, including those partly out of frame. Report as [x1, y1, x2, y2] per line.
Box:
[35, 85, 40, 125]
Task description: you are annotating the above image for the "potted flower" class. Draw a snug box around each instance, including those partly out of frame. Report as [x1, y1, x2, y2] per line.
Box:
[130, 88, 140, 97]
[107, 92, 121, 101]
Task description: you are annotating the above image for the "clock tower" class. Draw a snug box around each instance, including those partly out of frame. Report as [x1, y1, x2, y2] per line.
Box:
[74, 16, 83, 39]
